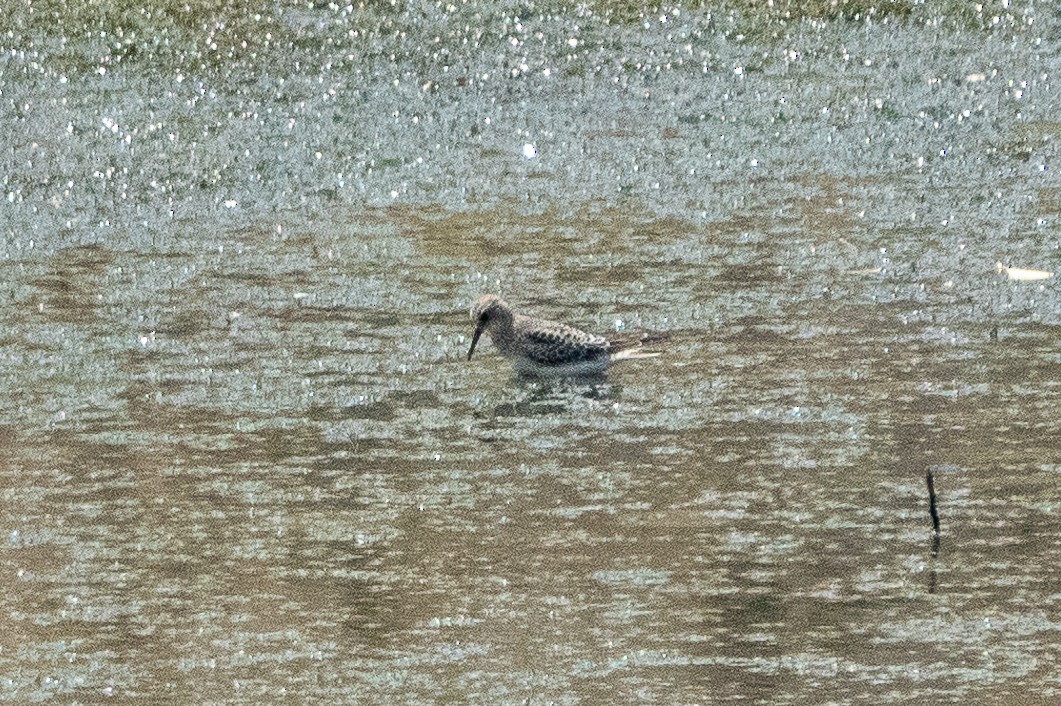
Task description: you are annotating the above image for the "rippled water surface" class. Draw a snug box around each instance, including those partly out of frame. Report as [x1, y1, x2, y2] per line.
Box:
[1, 2, 1059, 704]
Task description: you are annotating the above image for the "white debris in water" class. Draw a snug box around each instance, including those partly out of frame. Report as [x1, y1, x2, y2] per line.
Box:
[522, 143, 537, 159]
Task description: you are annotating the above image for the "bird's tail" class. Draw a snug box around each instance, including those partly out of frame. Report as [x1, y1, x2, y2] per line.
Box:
[609, 331, 668, 362]
[611, 348, 662, 362]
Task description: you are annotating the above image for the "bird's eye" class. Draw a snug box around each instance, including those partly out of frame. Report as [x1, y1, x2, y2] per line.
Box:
[478, 312, 490, 323]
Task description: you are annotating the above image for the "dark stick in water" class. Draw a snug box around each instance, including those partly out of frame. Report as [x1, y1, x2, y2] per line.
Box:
[926, 470, 940, 537]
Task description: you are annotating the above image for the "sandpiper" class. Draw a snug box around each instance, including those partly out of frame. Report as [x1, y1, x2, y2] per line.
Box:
[466, 294, 662, 377]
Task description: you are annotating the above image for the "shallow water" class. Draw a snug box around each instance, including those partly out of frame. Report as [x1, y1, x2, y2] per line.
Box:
[1, 2, 1059, 704]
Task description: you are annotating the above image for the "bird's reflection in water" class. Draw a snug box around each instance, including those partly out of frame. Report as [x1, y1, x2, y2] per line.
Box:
[484, 375, 620, 419]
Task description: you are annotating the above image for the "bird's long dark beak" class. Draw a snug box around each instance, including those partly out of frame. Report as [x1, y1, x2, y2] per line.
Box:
[467, 324, 484, 360]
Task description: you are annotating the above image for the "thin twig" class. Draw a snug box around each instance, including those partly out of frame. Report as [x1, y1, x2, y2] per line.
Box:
[926, 470, 940, 537]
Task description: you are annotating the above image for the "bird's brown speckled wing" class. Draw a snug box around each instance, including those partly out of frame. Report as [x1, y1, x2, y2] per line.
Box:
[517, 319, 611, 366]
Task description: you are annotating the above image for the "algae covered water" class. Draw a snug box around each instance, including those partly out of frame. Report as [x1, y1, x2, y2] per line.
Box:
[1, 2, 1059, 703]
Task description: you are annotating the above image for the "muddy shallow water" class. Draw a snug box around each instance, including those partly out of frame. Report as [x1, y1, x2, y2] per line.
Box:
[1, 2, 1059, 704]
